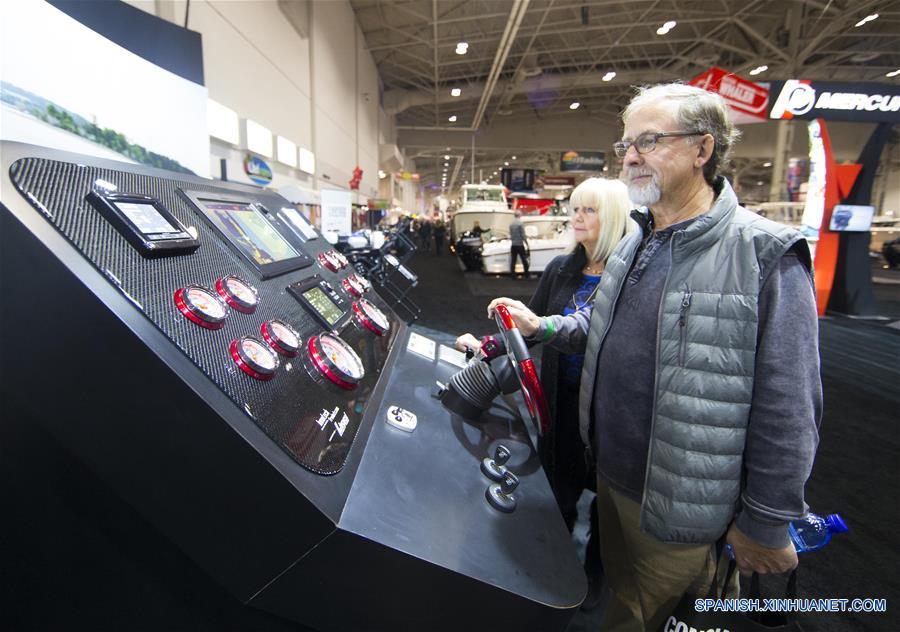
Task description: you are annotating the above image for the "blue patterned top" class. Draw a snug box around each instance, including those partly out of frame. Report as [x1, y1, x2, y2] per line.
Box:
[557, 273, 602, 385]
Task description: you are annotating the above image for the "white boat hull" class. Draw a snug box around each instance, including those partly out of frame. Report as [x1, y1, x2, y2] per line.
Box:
[481, 239, 570, 274]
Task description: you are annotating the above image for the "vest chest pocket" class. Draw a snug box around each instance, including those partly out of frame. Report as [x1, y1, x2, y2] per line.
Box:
[678, 291, 693, 367]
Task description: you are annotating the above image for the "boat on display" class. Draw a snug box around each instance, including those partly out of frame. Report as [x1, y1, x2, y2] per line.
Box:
[481, 214, 572, 275]
[451, 184, 515, 271]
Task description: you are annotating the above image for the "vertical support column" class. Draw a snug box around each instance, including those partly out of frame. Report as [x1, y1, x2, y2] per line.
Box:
[768, 120, 793, 202]
[471, 134, 476, 183]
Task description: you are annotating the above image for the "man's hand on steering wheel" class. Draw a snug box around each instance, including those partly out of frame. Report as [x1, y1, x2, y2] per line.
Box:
[486, 298, 541, 337]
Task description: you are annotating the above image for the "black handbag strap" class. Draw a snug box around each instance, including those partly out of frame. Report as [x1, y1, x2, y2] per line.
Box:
[747, 567, 799, 622]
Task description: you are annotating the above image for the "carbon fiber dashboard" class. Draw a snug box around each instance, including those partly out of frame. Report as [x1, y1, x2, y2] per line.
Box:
[9, 154, 395, 475]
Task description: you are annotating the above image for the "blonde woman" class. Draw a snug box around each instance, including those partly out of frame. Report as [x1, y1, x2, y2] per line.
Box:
[456, 177, 634, 591]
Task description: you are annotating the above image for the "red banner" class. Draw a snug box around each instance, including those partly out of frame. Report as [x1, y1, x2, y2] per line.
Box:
[690, 67, 769, 124]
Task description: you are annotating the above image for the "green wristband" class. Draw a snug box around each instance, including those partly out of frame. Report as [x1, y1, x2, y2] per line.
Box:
[542, 317, 555, 342]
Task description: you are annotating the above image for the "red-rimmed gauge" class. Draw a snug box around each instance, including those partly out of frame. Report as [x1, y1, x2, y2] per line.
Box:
[317, 250, 340, 272]
[230, 335, 279, 380]
[261, 319, 301, 357]
[353, 273, 372, 293]
[342, 274, 366, 298]
[307, 333, 365, 389]
[332, 250, 349, 269]
[353, 299, 390, 336]
[174, 284, 227, 329]
[216, 275, 258, 314]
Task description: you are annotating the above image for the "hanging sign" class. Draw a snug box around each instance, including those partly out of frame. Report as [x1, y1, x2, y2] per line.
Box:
[243, 154, 273, 186]
[690, 67, 769, 124]
[560, 151, 605, 172]
[769, 80, 900, 123]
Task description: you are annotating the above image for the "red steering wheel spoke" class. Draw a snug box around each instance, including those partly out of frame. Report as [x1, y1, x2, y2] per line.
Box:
[493, 305, 551, 435]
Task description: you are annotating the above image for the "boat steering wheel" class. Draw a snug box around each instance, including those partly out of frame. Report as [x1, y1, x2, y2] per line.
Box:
[492, 304, 551, 436]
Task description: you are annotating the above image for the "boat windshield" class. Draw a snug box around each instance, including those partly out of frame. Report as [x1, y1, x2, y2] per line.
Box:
[464, 188, 505, 204]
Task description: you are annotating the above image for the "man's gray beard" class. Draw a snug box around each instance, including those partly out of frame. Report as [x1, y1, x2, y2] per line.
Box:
[627, 178, 661, 207]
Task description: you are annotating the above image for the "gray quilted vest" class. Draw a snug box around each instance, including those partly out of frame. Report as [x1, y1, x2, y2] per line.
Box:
[578, 178, 809, 544]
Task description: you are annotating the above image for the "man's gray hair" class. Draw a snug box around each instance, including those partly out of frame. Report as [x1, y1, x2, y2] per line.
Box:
[622, 83, 741, 186]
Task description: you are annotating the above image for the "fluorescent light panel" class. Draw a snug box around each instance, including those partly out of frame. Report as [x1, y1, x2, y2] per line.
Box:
[277, 136, 298, 167]
[207, 98, 239, 145]
[246, 119, 272, 157]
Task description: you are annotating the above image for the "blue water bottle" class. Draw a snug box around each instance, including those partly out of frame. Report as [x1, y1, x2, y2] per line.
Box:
[725, 512, 848, 558]
[788, 512, 848, 552]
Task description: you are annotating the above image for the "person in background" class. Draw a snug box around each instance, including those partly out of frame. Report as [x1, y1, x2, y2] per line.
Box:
[470, 220, 486, 239]
[488, 83, 821, 631]
[419, 218, 433, 253]
[456, 177, 636, 608]
[432, 219, 447, 255]
[509, 210, 529, 277]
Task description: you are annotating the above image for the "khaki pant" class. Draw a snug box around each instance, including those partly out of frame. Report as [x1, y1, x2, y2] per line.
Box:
[596, 481, 738, 631]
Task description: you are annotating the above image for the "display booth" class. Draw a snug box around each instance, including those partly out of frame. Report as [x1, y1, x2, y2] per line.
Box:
[768, 80, 900, 315]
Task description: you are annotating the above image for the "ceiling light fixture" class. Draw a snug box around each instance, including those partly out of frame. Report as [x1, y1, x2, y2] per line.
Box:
[448, 115, 457, 122]
[511, 155, 516, 160]
[763, 161, 772, 167]
[450, 88, 461, 97]
[377, 170, 386, 179]
[444, 154, 450, 160]
[455, 41, 469, 55]
[886, 69, 900, 77]
[656, 20, 677, 35]
[569, 101, 580, 110]
[504, 161, 509, 166]
[854, 13, 879, 27]
[602, 71, 616, 81]
[749, 65, 768, 76]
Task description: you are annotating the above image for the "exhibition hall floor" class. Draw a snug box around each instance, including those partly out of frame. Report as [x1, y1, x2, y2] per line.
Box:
[409, 248, 900, 632]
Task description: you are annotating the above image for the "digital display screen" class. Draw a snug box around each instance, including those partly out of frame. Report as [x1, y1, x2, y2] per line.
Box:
[199, 200, 300, 265]
[829, 205, 875, 232]
[115, 201, 179, 234]
[281, 207, 318, 240]
[302, 286, 343, 326]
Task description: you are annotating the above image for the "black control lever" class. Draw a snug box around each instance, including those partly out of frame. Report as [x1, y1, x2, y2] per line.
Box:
[480, 444, 511, 481]
[486, 470, 519, 513]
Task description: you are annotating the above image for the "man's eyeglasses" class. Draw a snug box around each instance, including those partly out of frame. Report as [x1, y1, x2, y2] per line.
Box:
[613, 131, 708, 158]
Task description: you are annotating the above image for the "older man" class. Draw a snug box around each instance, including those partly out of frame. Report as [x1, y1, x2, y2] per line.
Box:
[489, 83, 821, 631]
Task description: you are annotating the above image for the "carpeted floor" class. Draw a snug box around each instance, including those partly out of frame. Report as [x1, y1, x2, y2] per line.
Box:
[406, 249, 900, 632]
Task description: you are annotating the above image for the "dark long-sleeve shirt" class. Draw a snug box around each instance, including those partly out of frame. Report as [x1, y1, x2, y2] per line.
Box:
[533, 219, 822, 548]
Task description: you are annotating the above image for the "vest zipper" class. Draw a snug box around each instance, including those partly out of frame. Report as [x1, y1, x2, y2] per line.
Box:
[639, 235, 675, 526]
[678, 290, 693, 367]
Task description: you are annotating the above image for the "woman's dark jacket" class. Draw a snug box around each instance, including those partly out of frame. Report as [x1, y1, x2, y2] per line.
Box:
[525, 245, 593, 513]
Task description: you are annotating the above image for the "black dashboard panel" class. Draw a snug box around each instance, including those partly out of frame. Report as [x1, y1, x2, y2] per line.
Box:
[0, 142, 585, 631]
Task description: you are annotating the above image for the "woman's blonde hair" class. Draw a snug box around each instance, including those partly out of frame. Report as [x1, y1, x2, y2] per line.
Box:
[568, 177, 637, 264]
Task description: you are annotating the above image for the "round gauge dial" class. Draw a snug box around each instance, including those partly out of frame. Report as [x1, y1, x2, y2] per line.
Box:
[308, 333, 365, 389]
[175, 284, 227, 329]
[342, 274, 365, 298]
[261, 319, 301, 356]
[353, 299, 390, 336]
[216, 275, 258, 314]
[332, 250, 349, 269]
[230, 335, 279, 380]
[317, 250, 340, 272]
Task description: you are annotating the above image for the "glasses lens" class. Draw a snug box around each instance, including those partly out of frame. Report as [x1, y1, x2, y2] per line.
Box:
[613, 142, 627, 157]
[635, 134, 656, 153]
